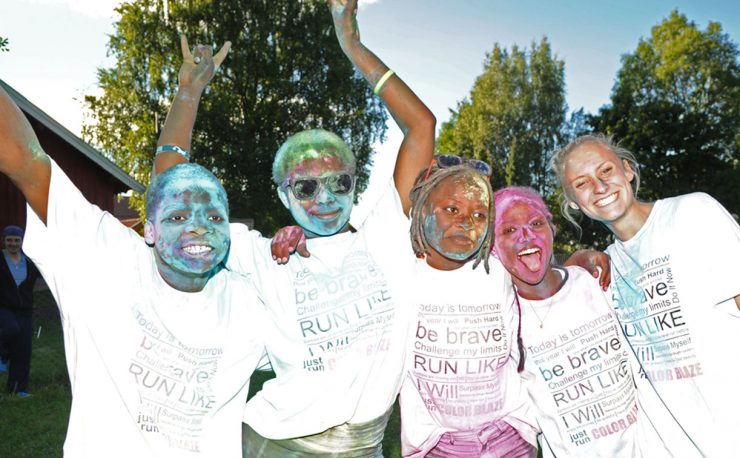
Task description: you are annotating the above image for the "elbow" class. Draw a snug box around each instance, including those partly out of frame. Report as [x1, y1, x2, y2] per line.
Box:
[418, 109, 436, 136]
[399, 106, 436, 137]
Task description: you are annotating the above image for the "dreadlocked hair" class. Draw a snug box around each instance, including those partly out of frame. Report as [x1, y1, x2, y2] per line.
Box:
[512, 290, 526, 373]
[408, 163, 495, 273]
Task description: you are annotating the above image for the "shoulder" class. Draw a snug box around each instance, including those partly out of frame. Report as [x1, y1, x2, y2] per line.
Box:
[212, 270, 266, 317]
[659, 192, 721, 212]
[560, 266, 610, 308]
[24, 256, 40, 276]
[564, 265, 602, 290]
[226, 222, 272, 272]
[229, 222, 271, 250]
[229, 222, 263, 240]
[355, 177, 409, 236]
[658, 192, 734, 224]
[563, 265, 591, 281]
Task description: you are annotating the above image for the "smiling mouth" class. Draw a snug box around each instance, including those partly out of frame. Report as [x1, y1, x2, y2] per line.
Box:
[311, 209, 342, 220]
[182, 244, 213, 255]
[594, 192, 618, 207]
[518, 247, 540, 256]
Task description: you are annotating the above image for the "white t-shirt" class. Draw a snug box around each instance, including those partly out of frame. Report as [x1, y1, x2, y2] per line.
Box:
[519, 267, 673, 458]
[228, 179, 414, 439]
[400, 258, 537, 457]
[606, 193, 740, 456]
[23, 160, 266, 458]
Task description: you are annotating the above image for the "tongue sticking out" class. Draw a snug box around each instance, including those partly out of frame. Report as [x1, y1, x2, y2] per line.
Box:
[519, 252, 542, 272]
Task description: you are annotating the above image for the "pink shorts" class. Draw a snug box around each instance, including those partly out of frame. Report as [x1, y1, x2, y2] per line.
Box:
[427, 420, 538, 458]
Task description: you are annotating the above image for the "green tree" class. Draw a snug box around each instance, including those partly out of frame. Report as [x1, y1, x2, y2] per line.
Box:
[83, 0, 387, 233]
[437, 38, 600, 252]
[437, 38, 567, 196]
[590, 10, 740, 215]
[0, 36, 9, 52]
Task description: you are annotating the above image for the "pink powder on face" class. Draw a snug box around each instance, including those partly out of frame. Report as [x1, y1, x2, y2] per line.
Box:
[492, 187, 553, 235]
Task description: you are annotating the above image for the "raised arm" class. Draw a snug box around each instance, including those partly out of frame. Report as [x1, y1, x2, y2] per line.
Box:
[0, 85, 51, 223]
[154, 35, 231, 175]
[329, 0, 435, 215]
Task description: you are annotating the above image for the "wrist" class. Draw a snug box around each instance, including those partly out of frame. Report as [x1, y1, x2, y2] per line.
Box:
[338, 34, 362, 53]
[174, 85, 205, 103]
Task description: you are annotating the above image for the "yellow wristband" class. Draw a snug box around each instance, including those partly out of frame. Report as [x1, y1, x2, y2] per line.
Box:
[373, 69, 395, 95]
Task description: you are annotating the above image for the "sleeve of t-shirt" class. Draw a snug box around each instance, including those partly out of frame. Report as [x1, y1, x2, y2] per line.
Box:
[23, 159, 141, 314]
[360, 176, 411, 240]
[682, 193, 740, 312]
[226, 222, 274, 297]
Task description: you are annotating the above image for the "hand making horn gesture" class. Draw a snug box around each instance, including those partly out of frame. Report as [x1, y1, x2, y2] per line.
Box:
[177, 34, 231, 94]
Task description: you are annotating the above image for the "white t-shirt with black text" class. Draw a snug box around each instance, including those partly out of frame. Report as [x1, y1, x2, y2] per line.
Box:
[228, 178, 414, 439]
[400, 258, 537, 457]
[23, 160, 266, 458]
[520, 267, 673, 457]
[607, 193, 740, 456]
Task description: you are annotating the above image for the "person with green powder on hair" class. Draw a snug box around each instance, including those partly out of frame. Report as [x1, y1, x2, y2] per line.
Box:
[155, 0, 435, 455]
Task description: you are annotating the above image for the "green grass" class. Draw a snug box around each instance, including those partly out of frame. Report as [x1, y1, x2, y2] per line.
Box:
[0, 291, 70, 458]
[0, 290, 404, 457]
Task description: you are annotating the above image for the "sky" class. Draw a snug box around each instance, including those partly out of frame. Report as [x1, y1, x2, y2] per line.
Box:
[1, 0, 738, 168]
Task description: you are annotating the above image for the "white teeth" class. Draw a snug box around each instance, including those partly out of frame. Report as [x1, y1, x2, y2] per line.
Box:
[518, 247, 540, 256]
[595, 192, 618, 207]
[183, 245, 212, 255]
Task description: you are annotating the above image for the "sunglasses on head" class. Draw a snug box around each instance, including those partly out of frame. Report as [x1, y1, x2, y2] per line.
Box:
[283, 173, 356, 201]
[423, 154, 492, 182]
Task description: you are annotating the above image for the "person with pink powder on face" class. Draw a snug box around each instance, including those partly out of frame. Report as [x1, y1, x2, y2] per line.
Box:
[492, 186, 689, 458]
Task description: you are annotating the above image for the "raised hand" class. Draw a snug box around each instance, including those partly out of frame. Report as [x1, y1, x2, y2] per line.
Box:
[326, 0, 436, 217]
[177, 35, 231, 94]
[328, 0, 360, 46]
[153, 36, 231, 175]
[271, 226, 311, 264]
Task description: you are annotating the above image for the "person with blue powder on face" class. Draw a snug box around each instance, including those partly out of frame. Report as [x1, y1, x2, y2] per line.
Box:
[154, 1, 435, 455]
[0, 61, 267, 456]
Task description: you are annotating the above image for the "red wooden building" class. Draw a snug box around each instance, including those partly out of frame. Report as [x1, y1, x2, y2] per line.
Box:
[0, 79, 144, 232]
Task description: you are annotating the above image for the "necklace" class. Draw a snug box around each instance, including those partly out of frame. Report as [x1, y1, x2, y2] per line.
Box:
[519, 267, 568, 329]
[528, 296, 555, 329]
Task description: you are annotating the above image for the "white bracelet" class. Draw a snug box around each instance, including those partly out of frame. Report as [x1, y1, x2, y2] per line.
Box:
[155, 145, 190, 161]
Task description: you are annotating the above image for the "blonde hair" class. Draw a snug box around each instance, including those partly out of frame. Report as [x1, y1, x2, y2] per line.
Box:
[549, 133, 641, 234]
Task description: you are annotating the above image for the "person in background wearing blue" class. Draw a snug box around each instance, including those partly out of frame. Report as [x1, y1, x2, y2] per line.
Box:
[0, 225, 39, 397]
